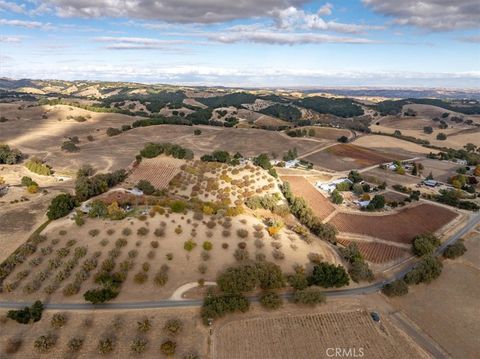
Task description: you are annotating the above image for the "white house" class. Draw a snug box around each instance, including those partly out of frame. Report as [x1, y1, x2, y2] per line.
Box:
[316, 178, 352, 193]
[423, 179, 438, 187]
[285, 159, 300, 169]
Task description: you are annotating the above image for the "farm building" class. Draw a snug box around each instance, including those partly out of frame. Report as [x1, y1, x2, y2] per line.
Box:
[285, 159, 300, 168]
[317, 178, 352, 193]
[354, 199, 371, 208]
[423, 179, 438, 187]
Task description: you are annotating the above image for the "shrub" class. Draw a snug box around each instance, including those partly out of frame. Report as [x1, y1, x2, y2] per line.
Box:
[154, 271, 169, 286]
[233, 248, 249, 261]
[202, 241, 213, 251]
[88, 229, 100, 237]
[137, 227, 149, 236]
[154, 228, 165, 237]
[50, 313, 67, 329]
[170, 200, 186, 213]
[272, 249, 285, 260]
[293, 287, 326, 306]
[61, 140, 79, 152]
[134, 272, 148, 284]
[308, 263, 349, 288]
[122, 228, 132, 236]
[259, 291, 282, 310]
[137, 318, 152, 333]
[381, 279, 409, 297]
[184, 240, 197, 251]
[151, 240, 159, 248]
[237, 229, 248, 238]
[131, 337, 148, 354]
[288, 272, 309, 290]
[84, 288, 118, 304]
[443, 240, 467, 259]
[160, 340, 176, 356]
[163, 319, 183, 336]
[67, 337, 84, 352]
[98, 337, 115, 355]
[34, 333, 57, 353]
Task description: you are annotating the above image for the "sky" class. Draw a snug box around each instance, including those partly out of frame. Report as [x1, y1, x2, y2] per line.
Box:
[0, 0, 479, 88]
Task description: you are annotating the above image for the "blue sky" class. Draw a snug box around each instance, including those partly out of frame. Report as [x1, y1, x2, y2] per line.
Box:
[0, 0, 479, 87]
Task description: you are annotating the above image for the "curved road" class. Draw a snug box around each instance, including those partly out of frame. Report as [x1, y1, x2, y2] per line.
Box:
[0, 212, 478, 311]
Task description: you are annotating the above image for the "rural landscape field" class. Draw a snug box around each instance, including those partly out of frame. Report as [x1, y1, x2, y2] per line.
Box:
[1, 0, 479, 358]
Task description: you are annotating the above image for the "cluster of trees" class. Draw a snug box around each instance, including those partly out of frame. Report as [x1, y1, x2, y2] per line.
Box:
[286, 128, 316, 137]
[282, 148, 298, 161]
[443, 240, 467, 259]
[75, 167, 127, 201]
[281, 182, 337, 243]
[430, 148, 480, 166]
[7, 300, 44, 324]
[253, 153, 277, 178]
[138, 142, 194, 160]
[25, 158, 52, 176]
[200, 150, 242, 165]
[84, 287, 119, 304]
[39, 98, 132, 115]
[245, 193, 281, 211]
[100, 91, 187, 113]
[217, 262, 285, 294]
[196, 92, 257, 108]
[201, 293, 249, 324]
[87, 200, 127, 220]
[362, 195, 386, 211]
[0, 144, 23, 164]
[404, 255, 443, 285]
[295, 96, 364, 118]
[308, 263, 350, 288]
[21, 176, 40, 193]
[339, 243, 374, 283]
[259, 104, 302, 122]
[412, 233, 440, 256]
[47, 193, 77, 220]
[330, 190, 343, 204]
[106, 127, 122, 137]
[434, 189, 479, 211]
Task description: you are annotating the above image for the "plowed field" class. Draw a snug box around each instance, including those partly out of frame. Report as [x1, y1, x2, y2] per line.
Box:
[126, 156, 184, 189]
[329, 203, 458, 243]
[281, 176, 335, 220]
[214, 310, 429, 359]
[337, 238, 408, 263]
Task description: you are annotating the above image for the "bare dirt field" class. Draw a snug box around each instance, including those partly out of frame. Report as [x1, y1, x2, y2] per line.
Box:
[24, 125, 321, 174]
[336, 238, 409, 264]
[363, 168, 420, 187]
[328, 203, 458, 244]
[304, 144, 407, 171]
[0, 307, 207, 358]
[281, 175, 336, 220]
[387, 232, 480, 359]
[370, 115, 479, 150]
[300, 126, 351, 140]
[416, 158, 462, 183]
[382, 191, 408, 203]
[125, 156, 185, 190]
[352, 135, 437, 156]
[214, 308, 429, 359]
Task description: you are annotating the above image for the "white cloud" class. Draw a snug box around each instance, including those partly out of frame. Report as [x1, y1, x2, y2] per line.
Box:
[363, 0, 480, 31]
[0, 1, 26, 14]
[458, 35, 480, 43]
[271, 6, 384, 33]
[0, 35, 23, 42]
[0, 18, 52, 29]
[208, 30, 377, 45]
[94, 36, 191, 50]
[35, 0, 309, 23]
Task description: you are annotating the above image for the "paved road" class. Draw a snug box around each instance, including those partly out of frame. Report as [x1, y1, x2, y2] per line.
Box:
[1, 212, 478, 311]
